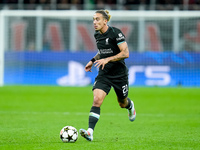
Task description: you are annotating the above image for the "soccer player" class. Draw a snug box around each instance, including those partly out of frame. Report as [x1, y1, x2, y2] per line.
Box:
[79, 10, 136, 141]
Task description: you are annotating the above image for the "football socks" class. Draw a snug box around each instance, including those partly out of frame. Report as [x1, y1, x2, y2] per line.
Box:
[125, 98, 132, 110]
[88, 106, 100, 130]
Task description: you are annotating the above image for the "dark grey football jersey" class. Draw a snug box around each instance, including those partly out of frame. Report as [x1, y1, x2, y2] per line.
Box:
[94, 26, 128, 78]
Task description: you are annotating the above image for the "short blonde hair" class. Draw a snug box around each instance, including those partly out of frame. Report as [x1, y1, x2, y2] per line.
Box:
[95, 10, 111, 22]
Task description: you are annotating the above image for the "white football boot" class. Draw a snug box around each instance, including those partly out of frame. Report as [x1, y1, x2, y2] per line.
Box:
[128, 101, 136, 122]
[79, 129, 93, 141]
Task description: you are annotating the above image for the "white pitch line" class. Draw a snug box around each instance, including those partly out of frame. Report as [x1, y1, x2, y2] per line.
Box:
[0, 111, 169, 117]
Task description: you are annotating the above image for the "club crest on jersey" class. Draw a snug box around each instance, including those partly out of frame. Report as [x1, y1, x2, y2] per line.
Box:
[105, 38, 109, 45]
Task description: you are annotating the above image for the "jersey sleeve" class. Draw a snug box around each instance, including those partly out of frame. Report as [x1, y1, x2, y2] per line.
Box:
[114, 28, 126, 45]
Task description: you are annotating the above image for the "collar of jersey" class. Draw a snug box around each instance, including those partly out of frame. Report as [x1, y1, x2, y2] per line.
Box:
[98, 25, 111, 35]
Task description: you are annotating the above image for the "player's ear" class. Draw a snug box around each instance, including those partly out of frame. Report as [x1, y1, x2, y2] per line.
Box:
[104, 19, 107, 25]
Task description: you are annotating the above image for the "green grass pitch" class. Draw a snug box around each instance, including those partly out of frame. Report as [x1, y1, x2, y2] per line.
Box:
[0, 86, 200, 150]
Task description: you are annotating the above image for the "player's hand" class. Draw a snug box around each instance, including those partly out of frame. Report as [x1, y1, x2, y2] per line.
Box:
[94, 58, 109, 70]
[85, 61, 93, 72]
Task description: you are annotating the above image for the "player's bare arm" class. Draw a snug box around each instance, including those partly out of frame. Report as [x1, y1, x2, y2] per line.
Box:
[94, 53, 100, 61]
[94, 42, 129, 69]
[85, 53, 100, 72]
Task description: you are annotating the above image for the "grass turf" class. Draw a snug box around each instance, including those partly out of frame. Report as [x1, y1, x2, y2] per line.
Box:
[0, 86, 200, 150]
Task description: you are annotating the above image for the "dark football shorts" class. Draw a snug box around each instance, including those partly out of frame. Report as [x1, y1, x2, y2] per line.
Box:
[92, 75, 129, 99]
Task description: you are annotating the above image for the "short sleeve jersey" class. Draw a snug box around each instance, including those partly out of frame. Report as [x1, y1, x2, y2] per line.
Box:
[94, 26, 128, 78]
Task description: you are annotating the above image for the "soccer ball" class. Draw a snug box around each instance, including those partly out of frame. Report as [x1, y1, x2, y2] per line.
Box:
[60, 126, 78, 143]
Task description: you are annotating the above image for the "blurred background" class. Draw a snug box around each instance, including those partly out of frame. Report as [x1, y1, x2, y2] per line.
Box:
[0, 0, 200, 11]
[0, 0, 199, 87]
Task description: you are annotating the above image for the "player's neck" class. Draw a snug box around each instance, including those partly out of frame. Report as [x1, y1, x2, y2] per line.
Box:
[100, 25, 109, 34]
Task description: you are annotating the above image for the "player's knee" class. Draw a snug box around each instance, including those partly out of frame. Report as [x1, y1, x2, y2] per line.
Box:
[93, 95, 103, 107]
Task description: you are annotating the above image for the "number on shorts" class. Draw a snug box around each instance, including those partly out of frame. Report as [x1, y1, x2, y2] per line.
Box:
[122, 84, 128, 96]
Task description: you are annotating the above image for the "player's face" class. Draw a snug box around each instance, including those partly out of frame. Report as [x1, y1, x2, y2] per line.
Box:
[93, 13, 107, 32]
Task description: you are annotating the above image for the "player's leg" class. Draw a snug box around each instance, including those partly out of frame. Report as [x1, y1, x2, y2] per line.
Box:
[79, 89, 107, 141]
[89, 89, 107, 132]
[117, 97, 136, 122]
[80, 77, 111, 141]
[112, 77, 136, 122]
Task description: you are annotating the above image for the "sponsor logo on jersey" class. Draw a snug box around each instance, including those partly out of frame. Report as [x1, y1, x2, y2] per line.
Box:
[118, 33, 123, 37]
[116, 33, 125, 41]
[99, 48, 113, 54]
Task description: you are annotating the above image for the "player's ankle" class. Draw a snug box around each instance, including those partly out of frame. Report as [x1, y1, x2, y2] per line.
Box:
[87, 128, 93, 135]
